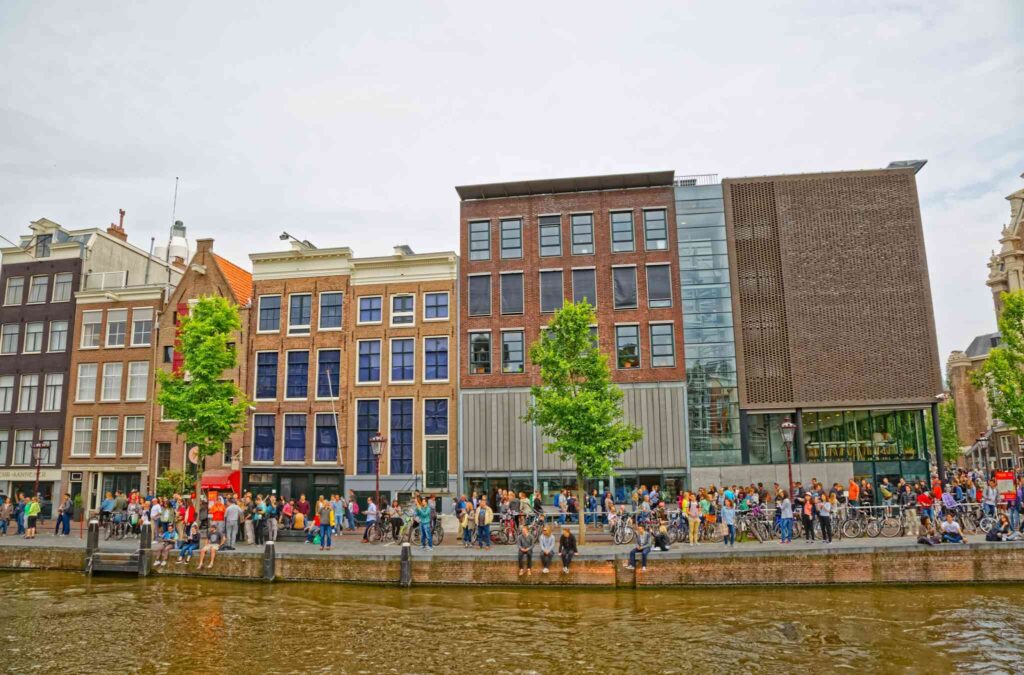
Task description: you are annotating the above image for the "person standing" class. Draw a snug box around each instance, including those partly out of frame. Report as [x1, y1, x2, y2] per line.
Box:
[983, 480, 999, 519]
[346, 490, 358, 531]
[538, 525, 555, 573]
[778, 491, 793, 544]
[460, 504, 476, 548]
[24, 495, 41, 539]
[817, 495, 833, 544]
[55, 493, 73, 536]
[0, 496, 12, 536]
[687, 496, 700, 546]
[224, 498, 242, 550]
[900, 483, 919, 538]
[332, 494, 345, 535]
[516, 525, 534, 576]
[317, 497, 334, 551]
[559, 527, 577, 573]
[802, 493, 816, 542]
[476, 497, 493, 550]
[14, 494, 26, 536]
[415, 497, 433, 551]
[721, 499, 736, 548]
[362, 497, 378, 542]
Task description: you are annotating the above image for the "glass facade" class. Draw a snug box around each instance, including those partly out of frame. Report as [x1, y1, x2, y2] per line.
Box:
[676, 184, 740, 466]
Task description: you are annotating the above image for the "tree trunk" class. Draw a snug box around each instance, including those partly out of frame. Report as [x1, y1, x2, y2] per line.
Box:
[577, 469, 586, 546]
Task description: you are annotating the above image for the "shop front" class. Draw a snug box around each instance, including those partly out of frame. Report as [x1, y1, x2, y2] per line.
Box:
[0, 468, 62, 519]
[463, 470, 689, 507]
[243, 468, 345, 502]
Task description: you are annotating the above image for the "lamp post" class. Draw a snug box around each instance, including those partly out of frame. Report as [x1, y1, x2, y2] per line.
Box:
[780, 418, 797, 497]
[978, 434, 990, 478]
[369, 432, 387, 510]
[30, 441, 50, 500]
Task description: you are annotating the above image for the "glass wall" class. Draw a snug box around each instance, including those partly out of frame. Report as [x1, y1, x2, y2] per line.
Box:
[677, 183, 741, 466]
[802, 409, 927, 463]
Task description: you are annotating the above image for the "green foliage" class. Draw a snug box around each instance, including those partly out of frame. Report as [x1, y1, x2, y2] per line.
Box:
[971, 291, 1024, 433]
[155, 469, 194, 499]
[156, 296, 249, 473]
[939, 398, 959, 464]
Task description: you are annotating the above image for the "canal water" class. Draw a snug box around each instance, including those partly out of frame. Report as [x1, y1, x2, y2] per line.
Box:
[2, 572, 1023, 674]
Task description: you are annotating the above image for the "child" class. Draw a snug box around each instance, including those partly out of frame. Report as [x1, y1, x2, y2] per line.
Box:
[154, 527, 179, 567]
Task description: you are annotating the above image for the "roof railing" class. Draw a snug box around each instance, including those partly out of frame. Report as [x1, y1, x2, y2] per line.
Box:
[674, 174, 720, 186]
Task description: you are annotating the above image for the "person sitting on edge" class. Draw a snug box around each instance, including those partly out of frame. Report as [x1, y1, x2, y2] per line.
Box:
[154, 527, 179, 567]
[559, 527, 578, 574]
[196, 525, 223, 569]
[653, 524, 671, 552]
[516, 525, 535, 576]
[986, 514, 1023, 542]
[177, 522, 201, 564]
[538, 525, 555, 574]
[624, 524, 653, 572]
[940, 513, 965, 544]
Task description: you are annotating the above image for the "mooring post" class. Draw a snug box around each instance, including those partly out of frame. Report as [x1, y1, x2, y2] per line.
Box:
[139, 522, 153, 576]
[263, 541, 276, 582]
[399, 542, 412, 587]
[85, 519, 99, 575]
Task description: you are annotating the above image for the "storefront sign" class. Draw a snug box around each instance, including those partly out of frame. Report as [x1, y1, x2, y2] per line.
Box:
[996, 470, 1016, 501]
[0, 469, 61, 482]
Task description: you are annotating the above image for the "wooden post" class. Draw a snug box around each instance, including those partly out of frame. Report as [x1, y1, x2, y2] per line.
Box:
[399, 542, 412, 587]
[263, 541, 276, 582]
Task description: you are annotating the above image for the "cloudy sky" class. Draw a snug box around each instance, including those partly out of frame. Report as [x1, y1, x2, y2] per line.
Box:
[1, 1, 1021, 361]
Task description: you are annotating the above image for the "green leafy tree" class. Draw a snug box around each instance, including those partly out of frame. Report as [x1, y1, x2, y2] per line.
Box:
[157, 296, 249, 491]
[525, 301, 643, 545]
[155, 469, 194, 499]
[971, 290, 1024, 434]
[926, 398, 960, 467]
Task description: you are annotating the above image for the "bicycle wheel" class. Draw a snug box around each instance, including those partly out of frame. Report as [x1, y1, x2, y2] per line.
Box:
[368, 524, 382, 542]
[880, 517, 902, 538]
[412, 526, 421, 545]
[865, 519, 882, 538]
[104, 523, 114, 541]
[842, 520, 863, 538]
[434, 525, 444, 545]
[979, 516, 996, 533]
[752, 521, 769, 543]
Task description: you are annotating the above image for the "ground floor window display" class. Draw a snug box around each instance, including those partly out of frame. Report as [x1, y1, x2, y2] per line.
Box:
[464, 471, 688, 506]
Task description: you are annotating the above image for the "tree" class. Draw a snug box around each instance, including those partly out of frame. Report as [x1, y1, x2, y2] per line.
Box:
[155, 469, 194, 499]
[971, 290, 1024, 433]
[525, 301, 643, 545]
[926, 398, 960, 467]
[157, 296, 249, 494]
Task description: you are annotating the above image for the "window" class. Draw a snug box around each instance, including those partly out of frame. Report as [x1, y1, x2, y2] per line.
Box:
[358, 340, 381, 383]
[539, 216, 562, 256]
[646, 264, 673, 308]
[357, 400, 380, 474]
[470, 332, 491, 374]
[572, 268, 596, 305]
[131, 307, 154, 346]
[27, 276, 48, 304]
[23, 322, 43, 353]
[424, 292, 449, 320]
[468, 275, 491, 316]
[253, 414, 275, 462]
[469, 221, 490, 261]
[284, 414, 306, 462]
[102, 363, 123, 401]
[14, 430, 33, 464]
[127, 362, 149, 401]
[106, 309, 127, 347]
[500, 273, 524, 315]
[424, 337, 449, 381]
[0, 432, 6, 464]
[644, 209, 668, 250]
[286, 351, 309, 398]
[616, 325, 641, 369]
[36, 234, 52, 258]
[319, 292, 343, 329]
[358, 296, 382, 323]
[610, 211, 635, 252]
[0, 375, 13, 412]
[157, 442, 171, 474]
[315, 413, 338, 462]
[52, 272, 73, 302]
[540, 270, 563, 313]
[425, 399, 448, 435]
[18, 374, 38, 412]
[123, 416, 145, 456]
[502, 331, 525, 374]
[613, 267, 638, 309]
[571, 214, 594, 255]
[72, 418, 93, 457]
[42, 373, 63, 411]
[500, 219, 523, 259]
[163, 346, 174, 363]
[255, 352, 278, 399]
[97, 417, 118, 456]
[317, 349, 341, 398]
[258, 295, 281, 332]
[391, 338, 415, 382]
[223, 441, 233, 466]
[650, 324, 676, 367]
[4, 277, 24, 305]
[389, 399, 413, 474]
[81, 311, 102, 348]
[426, 439, 448, 489]
[1, 324, 17, 354]
[38, 429, 58, 463]
[48, 320, 68, 352]
[288, 294, 312, 334]
[391, 295, 414, 326]
[76, 363, 97, 402]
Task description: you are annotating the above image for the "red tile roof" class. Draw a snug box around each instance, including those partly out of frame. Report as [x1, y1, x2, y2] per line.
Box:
[212, 254, 253, 305]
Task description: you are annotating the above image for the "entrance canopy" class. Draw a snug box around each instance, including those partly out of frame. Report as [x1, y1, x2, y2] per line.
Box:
[200, 469, 241, 495]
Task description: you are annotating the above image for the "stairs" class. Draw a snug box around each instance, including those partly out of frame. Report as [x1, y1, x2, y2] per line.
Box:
[88, 551, 141, 575]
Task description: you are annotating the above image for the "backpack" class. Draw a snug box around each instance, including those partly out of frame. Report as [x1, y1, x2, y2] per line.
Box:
[352, 501, 360, 515]
[881, 486, 892, 499]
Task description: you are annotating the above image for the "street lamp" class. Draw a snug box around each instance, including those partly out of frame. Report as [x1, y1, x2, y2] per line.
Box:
[978, 434, 990, 477]
[30, 441, 50, 500]
[369, 432, 387, 509]
[780, 418, 797, 497]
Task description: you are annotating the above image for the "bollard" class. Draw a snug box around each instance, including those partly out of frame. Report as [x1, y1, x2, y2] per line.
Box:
[263, 541, 276, 582]
[140, 522, 153, 550]
[399, 542, 412, 587]
[138, 522, 153, 577]
[85, 519, 99, 575]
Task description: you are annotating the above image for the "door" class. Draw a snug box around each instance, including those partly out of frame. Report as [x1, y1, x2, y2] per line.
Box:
[425, 440, 448, 490]
[281, 475, 310, 502]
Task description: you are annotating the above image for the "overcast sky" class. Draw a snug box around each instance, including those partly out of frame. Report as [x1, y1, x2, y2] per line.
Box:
[1, 1, 1021, 362]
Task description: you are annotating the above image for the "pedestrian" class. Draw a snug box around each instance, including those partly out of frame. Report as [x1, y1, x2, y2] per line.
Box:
[983, 480, 999, 519]
[266, 496, 279, 542]
[460, 504, 475, 548]
[817, 495, 833, 544]
[362, 497, 378, 542]
[254, 496, 266, 545]
[55, 493, 73, 536]
[940, 513, 966, 544]
[177, 522, 200, 563]
[153, 527, 179, 567]
[24, 495, 40, 539]
[476, 497, 493, 550]
[721, 499, 736, 547]
[14, 494, 26, 535]
[778, 490, 793, 544]
[516, 525, 534, 576]
[317, 496, 334, 551]
[686, 494, 700, 546]
[388, 499, 404, 540]
[538, 525, 555, 573]
[346, 490, 358, 531]
[801, 493, 816, 542]
[415, 497, 433, 551]
[625, 524, 652, 571]
[196, 525, 223, 569]
[295, 493, 311, 523]
[331, 494, 344, 535]
[559, 527, 577, 573]
[224, 498, 242, 550]
[0, 496, 11, 535]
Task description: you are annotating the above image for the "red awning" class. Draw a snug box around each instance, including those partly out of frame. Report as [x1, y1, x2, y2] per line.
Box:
[199, 469, 241, 495]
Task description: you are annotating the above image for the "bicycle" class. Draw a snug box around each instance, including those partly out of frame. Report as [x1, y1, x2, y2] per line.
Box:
[104, 512, 129, 541]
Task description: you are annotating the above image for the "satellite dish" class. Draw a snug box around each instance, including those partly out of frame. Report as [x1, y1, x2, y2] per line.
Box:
[187, 447, 199, 465]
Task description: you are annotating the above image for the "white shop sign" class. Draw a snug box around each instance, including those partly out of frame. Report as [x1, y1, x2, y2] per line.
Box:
[0, 469, 62, 482]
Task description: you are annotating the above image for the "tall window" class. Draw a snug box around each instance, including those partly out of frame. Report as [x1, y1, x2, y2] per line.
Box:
[1, 324, 18, 354]
[470, 332, 491, 374]
[27, 276, 48, 304]
[81, 311, 102, 348]
[319, 292, 343, 329]
[468, 275, 491, 316]
[131, 307, 154, 346]
[615, 325, 641, 369]
[0, 375, 13, 412]
[38, 429, 58, 463]
[315, 413, 338, 462]
[424, 337, 448, 381]
[48, 320, 68, 352]
[502, 331, 525, 374]
[96, 417, 118, 456]
[14, 430, 33, 464]
[4, 277, 24, 305]
[286, 351, 309, 398]
[424, 292, 448, 320]
[646, 264, 673, 308]
[106, 309, 127, 347]
[123, 416, 145, 456]
[255, 352, 278, 399]
[540, 270, 563, 313]
[390, 398, 413, 474]
[572, 268, 596, 305]
[157, 442, 172, 475]
[0, 432, 6, 465]
[613, 267, 638, 309]
[500, 273, 524, 315]
[18, 374, 39, 412]
[391, 295, 414, 325]
[288, 294, 312, 334]
[469, 221, 490, 261]
[611, 211, 635, 252]
[253, 414, 275, 462]
[425, 399, 448, 435]
[644, 209, 668, 250]
[358, 340, 381, 383]
[127, 362, 149, 401]
[650, 324, 676, 367]
[539, 216, 562, 256]
[284, 413, 306, 462]
[76, 363, 97, 402]
[358, 296, 382, 323]
[500, 219, 522, 259]
[36, 234, 52, 258]
[356, 400, 380, 474]
[52, 273, 73, 302]
[391, 339, 414, 382]
[42, 373, 63, 411]
[571, 214, 594, 255]
[102, 363, 123, 401]
[23, 322, 43, 353]
[72, 418, 93, 457]
[258, 295, 281, 332]
[316, 350, 341, 398]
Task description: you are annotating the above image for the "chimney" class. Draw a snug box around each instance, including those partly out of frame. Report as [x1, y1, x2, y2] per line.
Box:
[107, 208, 128, 241]
[196, 238, 214, 254]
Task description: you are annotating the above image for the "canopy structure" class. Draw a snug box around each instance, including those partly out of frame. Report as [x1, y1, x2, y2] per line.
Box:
[199, 469, 241, 495]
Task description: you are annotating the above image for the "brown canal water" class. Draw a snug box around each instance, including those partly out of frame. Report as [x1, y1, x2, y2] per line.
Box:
[2, 572, 1023, 674]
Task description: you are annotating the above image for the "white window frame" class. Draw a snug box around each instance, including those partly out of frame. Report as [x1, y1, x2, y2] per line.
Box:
[422, 335, 450, 383]
[51, 272, 73, 303]
[284, 349, 310, 401]
[257, 294, 282, 334]
[122, 416, 145, 457]
[388, 337, 416, 385]
[357, 295, 384, 326]
[0, 375, 14, 413]
[76, 363, 98, 403]
[356, 338, 383, 385]
[130, 307, 154, 347]
[0, 323, 18, 355]
[96, 416, 118, 457]
[18, 374, 39, 413]
[287, 293, 313, 335]
[422, 291, 450, 322]
[314, 348, 342, 401]
[48, 320, 68, 352]
[26, 275, 48, 304]
[22, 322, 44, 354]
[4, 276, 24, 306]
[253, 350, 279, 401]
[71, 417, 93, 457]
[13, 429, 33, 465]
[127, 361, 149, 401]
[250, 413, 276, 464]
[101, 362, 123, 402]
[42, 373, 63, 412]
[318, 291, 344, 331]
[281, 413, 307, 465]
[105, 309, 128, 348]
[389, 294, 416, 327]
[81, 310, 103, 349]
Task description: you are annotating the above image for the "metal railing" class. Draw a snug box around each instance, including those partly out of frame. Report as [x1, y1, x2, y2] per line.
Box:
[674, 173, 720, 187]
